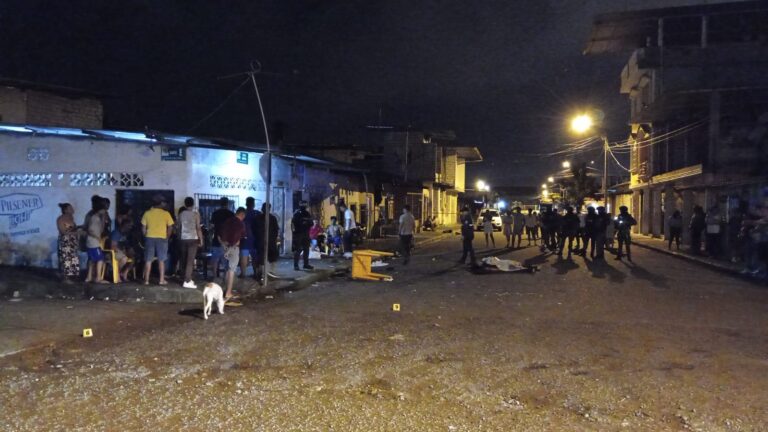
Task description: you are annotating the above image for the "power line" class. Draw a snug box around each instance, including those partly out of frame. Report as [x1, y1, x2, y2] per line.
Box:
[187, 77, 251, 133]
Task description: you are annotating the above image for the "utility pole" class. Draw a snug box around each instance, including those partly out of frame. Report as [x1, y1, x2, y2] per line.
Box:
[246, 61, 273, 290]
[602, 134, 609, 211]
[218, 60, 281, 289]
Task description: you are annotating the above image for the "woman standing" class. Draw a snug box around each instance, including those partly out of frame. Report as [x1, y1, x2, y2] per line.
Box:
[482, 209, 495, 248]
[501, 210, 513, 248]
[56, 203, 80, 283]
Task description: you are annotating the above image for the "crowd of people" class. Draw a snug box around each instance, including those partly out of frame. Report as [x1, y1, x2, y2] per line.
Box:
[57, 193, 768, 287]
[462, 205, 638, 266]
[685, 203, 768, 279]
[55, 194, 361, 299]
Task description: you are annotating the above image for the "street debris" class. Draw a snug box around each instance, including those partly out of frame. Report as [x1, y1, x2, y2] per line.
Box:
[388, 334, 405, 341]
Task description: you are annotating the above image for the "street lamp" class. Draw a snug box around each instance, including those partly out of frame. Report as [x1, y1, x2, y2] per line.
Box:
[541, 183, 547, 189]
[570, 112, 610, 205]
[547, 176, 554, 183]
[562, 161, 571, 169]
[570, 114, 594, 134]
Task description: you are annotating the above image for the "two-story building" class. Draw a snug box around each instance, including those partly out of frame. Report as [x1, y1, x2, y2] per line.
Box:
[586, 1, 768, 248]
[308, 129, 482, 231]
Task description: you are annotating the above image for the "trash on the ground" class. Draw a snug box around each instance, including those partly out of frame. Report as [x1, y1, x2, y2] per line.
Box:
[388, 334, 405, 341]
[392, 303, 400, 311]
[371, 260, 388, 268]
[308, 250, 322, 260]
[66, 305, 74, 309]
[352, 249, 395, 281]
[265, 295, 274, 299]
[82, 328, 93, 338]
[12, 290, 19, 298]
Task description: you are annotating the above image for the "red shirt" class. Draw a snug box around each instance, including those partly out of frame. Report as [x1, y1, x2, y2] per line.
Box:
[309, 224, 323, 239]
[219, 216, 245, 246]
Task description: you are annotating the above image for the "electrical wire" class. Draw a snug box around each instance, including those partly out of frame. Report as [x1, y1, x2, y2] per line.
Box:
[515, 136, 602, 157]
[610, 119, 708, 150]
[187, 77, 251, 133]
[606, 144, 631, 172]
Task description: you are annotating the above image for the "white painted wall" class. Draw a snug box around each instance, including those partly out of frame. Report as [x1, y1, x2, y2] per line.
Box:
[0, 133, 296, 268]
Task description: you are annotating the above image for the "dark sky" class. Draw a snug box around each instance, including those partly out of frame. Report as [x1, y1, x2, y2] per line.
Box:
[1, 0, 637, 186]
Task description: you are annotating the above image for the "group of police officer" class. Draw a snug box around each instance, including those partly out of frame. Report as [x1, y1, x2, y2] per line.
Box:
[460, 204, 637, 266]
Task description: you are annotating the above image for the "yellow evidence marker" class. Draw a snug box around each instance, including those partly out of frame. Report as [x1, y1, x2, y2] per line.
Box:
[392, 303, 400, 312]
[82, 328, 93, 338]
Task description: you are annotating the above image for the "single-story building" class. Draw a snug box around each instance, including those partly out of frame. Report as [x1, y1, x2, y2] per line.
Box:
[0, 123, 372, 269]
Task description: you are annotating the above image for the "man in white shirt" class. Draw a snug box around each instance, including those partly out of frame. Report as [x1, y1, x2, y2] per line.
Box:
[398, 205, 416, 265]
[339, 203, 356, 257]
[524, 209, 538, 246]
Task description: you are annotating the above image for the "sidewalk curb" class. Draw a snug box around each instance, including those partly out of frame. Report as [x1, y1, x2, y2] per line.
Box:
[415, 231, 456, 247]
[633, 240, 743, 277]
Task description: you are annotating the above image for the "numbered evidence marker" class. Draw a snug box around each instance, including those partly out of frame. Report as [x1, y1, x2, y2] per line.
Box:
[392, 303, 400, 312]
[82, 328, 93, 338]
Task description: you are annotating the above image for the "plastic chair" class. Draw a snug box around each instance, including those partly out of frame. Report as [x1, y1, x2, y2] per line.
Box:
[100, 238, 134, 283]
[351, 249, 394, 281]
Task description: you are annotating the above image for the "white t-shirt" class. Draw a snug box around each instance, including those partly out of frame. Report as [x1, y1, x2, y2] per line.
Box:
[344, 208, 356, 230]
[398, 212, 415, 235]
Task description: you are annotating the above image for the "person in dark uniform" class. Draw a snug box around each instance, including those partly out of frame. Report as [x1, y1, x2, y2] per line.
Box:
[291, 200, 314, 271]
[558, 206, 579, 259]
[593, 206, 609, 260]
[458, 206, 477, 267]
[582, 206, 597, 257]
[614, 205, 637, 261]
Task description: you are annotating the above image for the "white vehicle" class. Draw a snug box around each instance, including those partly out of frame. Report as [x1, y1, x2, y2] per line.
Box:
[475, 209, 503, 231]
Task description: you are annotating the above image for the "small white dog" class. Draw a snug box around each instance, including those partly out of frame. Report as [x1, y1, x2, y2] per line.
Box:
[202, 282, 225, 320]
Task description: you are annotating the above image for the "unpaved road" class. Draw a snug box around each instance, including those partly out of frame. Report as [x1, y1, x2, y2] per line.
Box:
[2, 239, 767, 431]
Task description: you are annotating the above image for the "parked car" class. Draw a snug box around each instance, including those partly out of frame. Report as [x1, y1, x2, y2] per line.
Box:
[475, 209, 503, 231]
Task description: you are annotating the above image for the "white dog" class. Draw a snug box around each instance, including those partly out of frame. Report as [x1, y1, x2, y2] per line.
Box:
[202, 282, 225, 320]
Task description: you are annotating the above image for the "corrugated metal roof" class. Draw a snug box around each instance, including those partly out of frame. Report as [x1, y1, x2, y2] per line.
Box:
[0, 122, 365, 172]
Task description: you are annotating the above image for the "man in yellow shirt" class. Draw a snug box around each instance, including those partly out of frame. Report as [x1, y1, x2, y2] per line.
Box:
[141, 195, 175, 286]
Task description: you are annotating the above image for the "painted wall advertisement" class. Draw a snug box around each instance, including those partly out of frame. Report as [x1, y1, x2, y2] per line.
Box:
[0, 193, 43, 236]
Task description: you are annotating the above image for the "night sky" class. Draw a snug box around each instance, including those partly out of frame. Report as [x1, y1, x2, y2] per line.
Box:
[1, 0, 660, 186]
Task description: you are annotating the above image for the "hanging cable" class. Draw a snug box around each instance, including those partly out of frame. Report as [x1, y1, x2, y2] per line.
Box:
[187, 77, 251, 133]
[606, 144, 631, 172]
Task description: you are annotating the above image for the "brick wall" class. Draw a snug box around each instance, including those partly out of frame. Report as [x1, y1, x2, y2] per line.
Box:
[25, 90, 103, 129]
[0, 87, 27, 123]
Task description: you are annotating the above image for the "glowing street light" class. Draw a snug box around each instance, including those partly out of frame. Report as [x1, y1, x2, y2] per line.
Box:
[547, 176, 555, 183]
[570, 114, 594, 134]
[570, 111, 610, 204]
[541, 183, 547, 189]
[475, 179, 490, 192]
[562, 161, 571, 169]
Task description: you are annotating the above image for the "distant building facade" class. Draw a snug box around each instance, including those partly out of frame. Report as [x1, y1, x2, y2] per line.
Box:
[587, 1, 768, 248]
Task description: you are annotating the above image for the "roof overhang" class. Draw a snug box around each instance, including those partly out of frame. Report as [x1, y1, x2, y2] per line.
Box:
[452, 146, 483, 162]
[584, 0, 768, 55]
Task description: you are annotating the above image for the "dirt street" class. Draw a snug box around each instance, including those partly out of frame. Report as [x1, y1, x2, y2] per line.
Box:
[2, 239, 767, 431]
